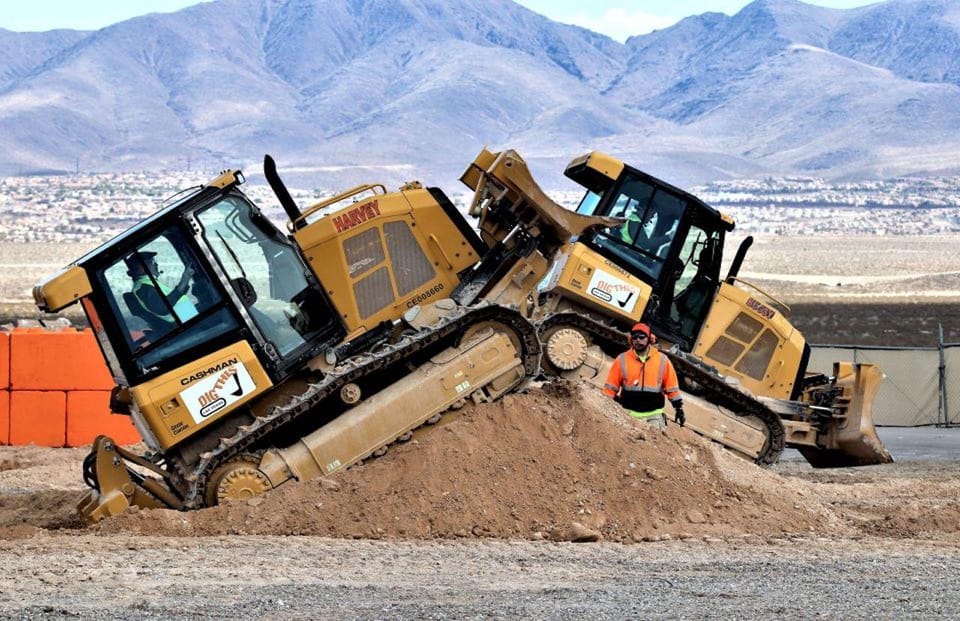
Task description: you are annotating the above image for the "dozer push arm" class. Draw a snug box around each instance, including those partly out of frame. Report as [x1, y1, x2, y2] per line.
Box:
[460, 148, 623, 257]
[454, 148, 623, 309]
[78, 436, 181, 524]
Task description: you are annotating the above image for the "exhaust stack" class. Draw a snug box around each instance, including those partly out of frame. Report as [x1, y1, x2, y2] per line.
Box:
[264, 154, 303, 226]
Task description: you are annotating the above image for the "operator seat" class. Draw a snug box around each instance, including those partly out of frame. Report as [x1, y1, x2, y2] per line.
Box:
[673, 245, 718, 338]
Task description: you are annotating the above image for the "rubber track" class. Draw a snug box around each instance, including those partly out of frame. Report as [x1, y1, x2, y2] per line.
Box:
[538, 312, 785, 466]
[173, 302, 541, 509]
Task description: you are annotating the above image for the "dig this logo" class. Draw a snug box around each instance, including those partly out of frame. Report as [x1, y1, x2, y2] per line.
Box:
[586, 269, 641, 314]
[180, 360, 256, 424]
[197, 368, 244, 418]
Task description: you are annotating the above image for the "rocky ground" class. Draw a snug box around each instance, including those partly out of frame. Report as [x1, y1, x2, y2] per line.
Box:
[2, 535, 957, 619]
[1, 382, 959, 618]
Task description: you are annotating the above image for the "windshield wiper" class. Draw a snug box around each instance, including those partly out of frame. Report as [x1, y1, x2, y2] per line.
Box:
[216, 231, 249, 280]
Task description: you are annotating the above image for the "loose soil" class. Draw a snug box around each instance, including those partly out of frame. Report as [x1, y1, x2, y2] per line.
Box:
[2, 381, 959, 617]
[1, 382, 957, 544]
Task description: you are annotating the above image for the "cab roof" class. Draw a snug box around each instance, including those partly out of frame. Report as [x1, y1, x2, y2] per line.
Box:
[71, 170, 244, 270]
[564, 151, 734, 232]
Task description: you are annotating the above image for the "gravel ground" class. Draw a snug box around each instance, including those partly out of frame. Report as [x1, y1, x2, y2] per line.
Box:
[1, 393, 958, 619]
[1, 535, 958, 620]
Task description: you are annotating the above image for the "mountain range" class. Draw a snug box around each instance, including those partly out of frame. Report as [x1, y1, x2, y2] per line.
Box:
[0, 0, 958, 189]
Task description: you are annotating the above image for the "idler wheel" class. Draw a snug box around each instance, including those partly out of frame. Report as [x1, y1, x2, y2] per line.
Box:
[205, 458, 272, 506]
[545, 327, 589, 371]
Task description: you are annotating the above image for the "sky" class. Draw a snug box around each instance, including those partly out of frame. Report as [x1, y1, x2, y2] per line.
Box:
[0, 0, 880, 40]
[519, 0, 878, 40]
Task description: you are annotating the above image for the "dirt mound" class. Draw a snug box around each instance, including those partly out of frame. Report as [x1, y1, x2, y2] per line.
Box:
[98, 381, 849, 542]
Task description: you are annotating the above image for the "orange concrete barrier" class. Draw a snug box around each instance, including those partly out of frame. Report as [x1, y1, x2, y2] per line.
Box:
[0, 332, 8, 389]
[9, 391, 66, 447]
[10, 329, 113, 391]
[0, 391, 8, 445]
[66, 391, 140, 447]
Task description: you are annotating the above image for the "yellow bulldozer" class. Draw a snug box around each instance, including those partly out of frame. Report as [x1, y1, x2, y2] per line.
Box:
[34, 151, 618, 523]
[489, 149, 892, 468]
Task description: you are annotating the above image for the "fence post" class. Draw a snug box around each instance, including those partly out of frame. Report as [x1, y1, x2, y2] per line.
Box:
[939, 324, 950, 427]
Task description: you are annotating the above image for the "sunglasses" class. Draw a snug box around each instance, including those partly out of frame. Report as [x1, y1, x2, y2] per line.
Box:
[631, 332, 649, 339]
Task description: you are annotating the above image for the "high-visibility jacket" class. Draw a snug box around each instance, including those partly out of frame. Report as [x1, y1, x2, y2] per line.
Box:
[619, 211, 643, 244]
[603, 347, 682, 418]
[132, 275, 198, 325]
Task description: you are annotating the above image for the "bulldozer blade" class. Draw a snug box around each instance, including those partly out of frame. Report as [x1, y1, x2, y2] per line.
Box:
[78, 435, 170, 524]
[798, 363, 894, 468]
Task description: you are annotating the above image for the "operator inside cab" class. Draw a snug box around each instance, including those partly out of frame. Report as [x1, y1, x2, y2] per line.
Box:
[618, 211, 674, 258]
[125, 250, 198, 333]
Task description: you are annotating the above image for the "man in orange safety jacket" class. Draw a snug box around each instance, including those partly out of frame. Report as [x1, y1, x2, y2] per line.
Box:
[602, 322, 685, 429]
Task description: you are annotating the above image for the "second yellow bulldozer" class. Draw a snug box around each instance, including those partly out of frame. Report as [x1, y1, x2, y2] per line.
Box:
[495, 150, 892, 468]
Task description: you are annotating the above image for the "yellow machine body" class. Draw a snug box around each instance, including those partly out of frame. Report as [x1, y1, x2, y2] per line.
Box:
[693, 282, 805, 401]
[33, 265, 93, 313]
[129, 341, 273, 450]
[543, 242, 653, 324]
[294, 187, 479, 334]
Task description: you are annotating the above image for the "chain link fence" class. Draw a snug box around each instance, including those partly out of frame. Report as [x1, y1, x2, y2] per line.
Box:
[810, 344, 959, 427]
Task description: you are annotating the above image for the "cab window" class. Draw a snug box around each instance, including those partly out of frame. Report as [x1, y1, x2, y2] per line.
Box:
[197, 197, 327, 358]
[669, 225, 722, 341]
[575, 191, 601, 215]
[95, 225, 239, 378]
[591, 175, 687, 281]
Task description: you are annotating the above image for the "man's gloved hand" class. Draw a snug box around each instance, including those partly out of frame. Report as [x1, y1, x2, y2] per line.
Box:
[674, 405, 685, 427]
[177, 265, 196, 291]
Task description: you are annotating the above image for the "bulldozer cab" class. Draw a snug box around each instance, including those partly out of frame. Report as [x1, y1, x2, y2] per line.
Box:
[568, 158, 732, 350]
[42, 172, 345, 390]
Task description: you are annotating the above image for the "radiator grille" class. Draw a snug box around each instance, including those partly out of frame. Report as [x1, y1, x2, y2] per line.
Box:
[384, 221, 435, 296]
[725, 312, 763, 343]
[353, 266, 394, 319]
[705, 335, 745, 367]
[735, 329, 778, 380]
[343, 228, 385, 278]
